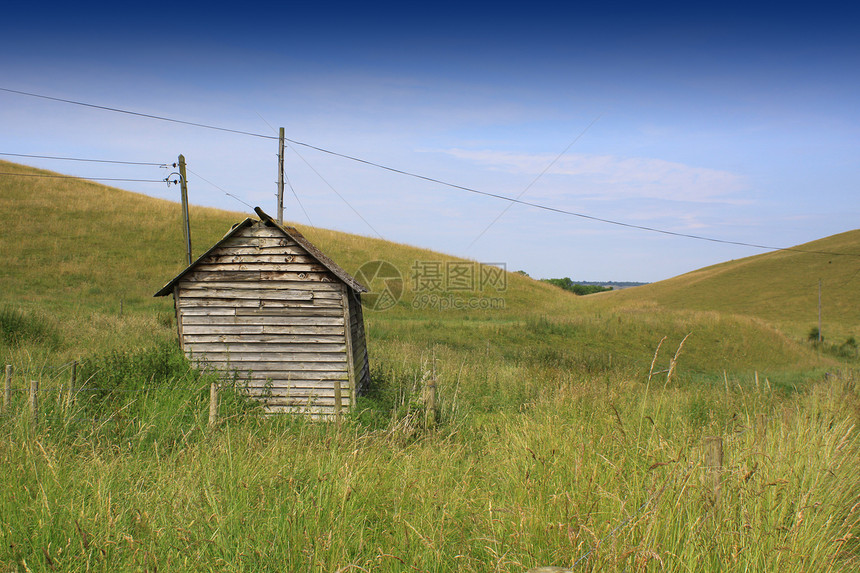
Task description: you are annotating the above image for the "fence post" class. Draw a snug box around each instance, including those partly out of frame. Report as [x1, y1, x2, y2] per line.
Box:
[209, 381, 218, 428]
[4, 365, 11, 412]
[65, 361, 78, 412]
[29, 379, 39, 416]
[704, 436, 723, 507]
[426, 356, 437, 429]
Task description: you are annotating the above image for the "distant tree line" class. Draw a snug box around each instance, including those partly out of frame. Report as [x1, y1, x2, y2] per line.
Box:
[540, 277, 613, 295]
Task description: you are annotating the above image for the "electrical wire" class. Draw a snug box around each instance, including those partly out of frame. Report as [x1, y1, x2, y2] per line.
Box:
[283, 163, 315, 228]
[2, 86, 857, 257]
[184, 167, 254, 210]
[0, 87, 276, 140]
[286, 144, 383, 239]
[0, 172, 176, 184]
[0, 152, 167, 166]
[466, 113, 602, 250]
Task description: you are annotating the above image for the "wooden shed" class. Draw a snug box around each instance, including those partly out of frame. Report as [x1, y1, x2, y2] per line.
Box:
[154, 207, 370, 417]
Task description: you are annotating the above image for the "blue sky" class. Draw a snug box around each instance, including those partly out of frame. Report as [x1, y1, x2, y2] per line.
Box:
[1, 2, 858, 282]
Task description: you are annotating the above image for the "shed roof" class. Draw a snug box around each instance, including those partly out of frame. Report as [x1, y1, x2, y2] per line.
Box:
[154, 207, 368, 297]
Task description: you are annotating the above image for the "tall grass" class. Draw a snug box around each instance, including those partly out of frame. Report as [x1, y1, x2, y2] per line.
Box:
[2, 349, 857, 571]
[2, 160, 859, 571]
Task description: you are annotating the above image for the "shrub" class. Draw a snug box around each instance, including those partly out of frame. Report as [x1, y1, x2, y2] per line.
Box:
[0, 305, 60, 348]
[808, 326, 823, 343]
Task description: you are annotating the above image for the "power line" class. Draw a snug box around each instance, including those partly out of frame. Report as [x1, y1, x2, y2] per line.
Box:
[3, 86, 857, 257]
[466, 113, 602, 250]
[0, 152, 167, 166]
[284, 166, 314, 228]
[184, 167, 253, 210]
[0, 87, 276, 140]
[0, 172, 176, 184]
[286, 144, 383, 239]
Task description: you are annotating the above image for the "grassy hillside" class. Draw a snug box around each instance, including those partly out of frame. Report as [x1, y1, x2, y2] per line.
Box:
[0, 159, 837, 379]
[605, 230, 860, 342]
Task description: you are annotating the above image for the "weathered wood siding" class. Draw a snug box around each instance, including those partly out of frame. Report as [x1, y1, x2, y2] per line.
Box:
[174, 222, 353, 416]
[348, 290, 370, 394]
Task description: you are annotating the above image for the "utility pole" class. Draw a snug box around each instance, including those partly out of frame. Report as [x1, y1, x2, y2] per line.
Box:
[277, 127, 285, 225]
[178, 154, 192, 266]
[818, 279, 822, 342]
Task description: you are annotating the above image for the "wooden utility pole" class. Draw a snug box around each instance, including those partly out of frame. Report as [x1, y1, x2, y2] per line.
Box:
[818, 279, 822, 342]
[277, 127, 285, 225]
[178, 154, 192, 265]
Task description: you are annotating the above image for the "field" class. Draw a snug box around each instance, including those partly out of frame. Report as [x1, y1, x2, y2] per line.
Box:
[1, 161, 858, 572]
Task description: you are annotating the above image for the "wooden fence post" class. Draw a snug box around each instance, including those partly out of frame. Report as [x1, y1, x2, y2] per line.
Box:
[65, 361, 78, 412]
[4, 365, 11, 412]
[426, 356, 437, 429]
[29, 379, 39, 416]
[704, 436, 724, 507]
[209, 381, 218, 428]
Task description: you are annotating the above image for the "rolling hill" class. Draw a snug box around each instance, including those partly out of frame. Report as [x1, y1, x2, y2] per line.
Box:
[605, 230, 860, 342]
[0, 159, 846, 378]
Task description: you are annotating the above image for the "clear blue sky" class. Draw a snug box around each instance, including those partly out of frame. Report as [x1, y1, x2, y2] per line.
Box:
[1, 2, 858, 282]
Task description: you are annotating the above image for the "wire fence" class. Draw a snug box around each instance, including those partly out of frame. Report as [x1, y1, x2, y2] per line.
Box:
[2, 361, 222, 426]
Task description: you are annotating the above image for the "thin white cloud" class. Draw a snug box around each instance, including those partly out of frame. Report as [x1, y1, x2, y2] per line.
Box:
[439, 149, 749, 204]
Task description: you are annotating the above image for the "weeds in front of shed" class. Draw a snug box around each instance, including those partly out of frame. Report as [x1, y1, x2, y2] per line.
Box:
[2, 337, 858, 572]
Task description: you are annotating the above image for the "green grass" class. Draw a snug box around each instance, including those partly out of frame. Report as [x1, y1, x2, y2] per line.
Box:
[1, 359, 857, 571]
[0, 159, 842, 376]
[1, 161, 859, 571]
[606, 229, 860, 342]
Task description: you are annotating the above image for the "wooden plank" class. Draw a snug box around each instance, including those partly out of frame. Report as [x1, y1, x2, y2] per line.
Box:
[181, 324, 345, 336]
[203, 366, 349, 379]
[263, 404, 337, 416]
[182, 271, 261, 283]
[201, 255, 327, 268]
[248, 225, 289, 238]
[185, 342, 346, 353]
[180, 288, 314, 301]
[235, 307, 343, 318]
[182, 315, 345, 326]
[259, 271, 339, 284]
[183, 325, 265, 335]
[243, 383, 339, 392]
[208, 246, 310, 257]
[183, 334, 346, 344]
[179, 280, 342, 292]
[262, 324, 345, 335]
[194, 264, 337, 277]
[242, 387, 350, 396]
[178, 308, 237, 317]
[241, 378, 350, 386]
[190, 355, 348, 367]
[175, 298, 317, 309]
[256, 396, 344, 406]
[221, 236, 295, 249]
[191, 352, 346, 363]
[181, 283, 315, 294]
